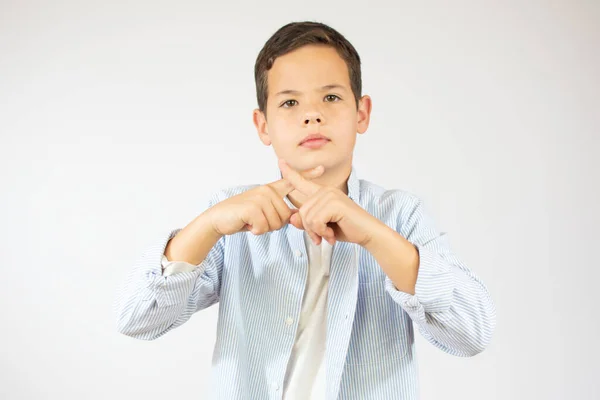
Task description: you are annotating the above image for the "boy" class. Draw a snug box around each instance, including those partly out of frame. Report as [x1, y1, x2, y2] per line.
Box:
[115, 21, 496, 400]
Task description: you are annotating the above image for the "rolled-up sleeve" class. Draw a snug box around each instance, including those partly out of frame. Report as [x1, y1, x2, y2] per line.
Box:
[114, 193, 226, 341]
[385, 196, 496, 357]
[114, 228, 225, 340]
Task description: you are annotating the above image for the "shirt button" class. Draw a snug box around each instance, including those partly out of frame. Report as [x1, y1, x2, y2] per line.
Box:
[273, 382, 280, 391]
[285, 316, 294, 326]
[294, 249, 302, 258]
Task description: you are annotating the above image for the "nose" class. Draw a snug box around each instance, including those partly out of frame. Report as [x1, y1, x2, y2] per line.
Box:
[303, 112, 323, 125]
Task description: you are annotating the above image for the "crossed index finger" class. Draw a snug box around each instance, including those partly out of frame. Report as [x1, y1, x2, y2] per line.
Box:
[269, 178, 294, 197]
[269, 162, 324, 197]
[278, 159, 322, 196]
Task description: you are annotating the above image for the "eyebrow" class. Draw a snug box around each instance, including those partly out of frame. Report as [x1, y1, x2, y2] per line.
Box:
[274, 84, 347, 97]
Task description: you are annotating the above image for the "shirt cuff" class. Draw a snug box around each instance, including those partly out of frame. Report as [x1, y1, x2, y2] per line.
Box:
[161, 255, 199, 276]
[384, 244, 455, 314]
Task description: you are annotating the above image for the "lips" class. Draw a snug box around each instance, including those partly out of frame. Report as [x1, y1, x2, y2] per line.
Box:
[300, 133, 330, 145]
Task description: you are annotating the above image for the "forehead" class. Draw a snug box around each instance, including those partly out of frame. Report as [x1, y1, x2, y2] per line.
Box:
[267, 45, 351, 92]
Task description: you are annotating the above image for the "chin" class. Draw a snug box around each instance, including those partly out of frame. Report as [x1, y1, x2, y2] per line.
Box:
[291, 156, 341, 172]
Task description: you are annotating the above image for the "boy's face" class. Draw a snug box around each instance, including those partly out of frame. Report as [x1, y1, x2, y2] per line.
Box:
[253, 45, 371, 174]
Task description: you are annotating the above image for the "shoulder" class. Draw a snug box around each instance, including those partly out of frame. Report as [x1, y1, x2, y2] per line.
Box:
[358, 178, 422, 212]
[358, 178, 439, 237]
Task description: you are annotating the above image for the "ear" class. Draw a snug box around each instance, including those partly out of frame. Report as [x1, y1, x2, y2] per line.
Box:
[253, 109, 271, 146]
[356, 95, 372, 135]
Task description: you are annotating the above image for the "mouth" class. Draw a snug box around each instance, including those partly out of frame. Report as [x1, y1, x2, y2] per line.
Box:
[299, 133, 330, 149]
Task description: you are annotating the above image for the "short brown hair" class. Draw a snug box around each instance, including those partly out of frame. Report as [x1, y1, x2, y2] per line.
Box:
[254, 21, 362, 116]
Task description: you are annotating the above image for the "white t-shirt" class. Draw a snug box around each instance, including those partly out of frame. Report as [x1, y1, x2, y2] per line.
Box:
[281, 232, 331, 399]
[162, 231, 331, 400]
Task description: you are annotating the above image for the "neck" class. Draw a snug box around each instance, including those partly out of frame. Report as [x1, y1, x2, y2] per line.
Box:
[286, 163, 351, 209]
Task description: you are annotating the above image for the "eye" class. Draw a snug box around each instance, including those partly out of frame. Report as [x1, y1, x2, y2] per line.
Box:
[281, 99, 298, 108]
[324, 94, 341, 102]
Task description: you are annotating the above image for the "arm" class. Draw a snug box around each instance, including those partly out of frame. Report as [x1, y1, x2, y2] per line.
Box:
[113, 193, 225, 340]
[364, 195, 496, 357]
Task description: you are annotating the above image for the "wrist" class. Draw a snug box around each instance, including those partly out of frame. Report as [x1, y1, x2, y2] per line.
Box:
[360, 218, 390, 249]
[165, 211, 223, 265]
[196, 210, 223, 241]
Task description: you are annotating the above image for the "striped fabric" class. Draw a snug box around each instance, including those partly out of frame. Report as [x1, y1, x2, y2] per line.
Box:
[114, 167, 496, 399]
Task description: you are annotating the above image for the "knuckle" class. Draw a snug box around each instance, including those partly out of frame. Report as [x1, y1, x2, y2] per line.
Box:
[263, 185, 278, 198]
[260, 186, 271, 196]
[283, 213, 292, 223]
[264, 185, 277, 196]
[281, 207, 292, 220]
[253, 223, 266, 234]
[264, 220, 274, 232]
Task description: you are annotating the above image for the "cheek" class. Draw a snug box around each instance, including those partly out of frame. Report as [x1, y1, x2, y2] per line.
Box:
[330, 109, 358, 133]
[268, 122, 296, 148]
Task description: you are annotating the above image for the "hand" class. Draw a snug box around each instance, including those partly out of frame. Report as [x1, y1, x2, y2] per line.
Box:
[279, 159, 380, 247]
[205, 165, 325, 237]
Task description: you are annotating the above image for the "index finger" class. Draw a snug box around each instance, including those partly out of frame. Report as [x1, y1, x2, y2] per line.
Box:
[278, 159, 322, 196]
[268, 178, 294, 197]
[268, 163, 324, 197]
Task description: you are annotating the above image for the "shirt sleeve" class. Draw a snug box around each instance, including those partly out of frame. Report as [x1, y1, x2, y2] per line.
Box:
[114, 191, 226, 341]
[384, 194, 496, 357]
[161, 255, 198, 276]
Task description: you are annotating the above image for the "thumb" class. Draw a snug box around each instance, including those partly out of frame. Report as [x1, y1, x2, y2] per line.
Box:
[289, 212, 304, 230]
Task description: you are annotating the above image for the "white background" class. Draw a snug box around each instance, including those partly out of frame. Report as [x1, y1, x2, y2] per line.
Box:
[1, 0, 598, 399]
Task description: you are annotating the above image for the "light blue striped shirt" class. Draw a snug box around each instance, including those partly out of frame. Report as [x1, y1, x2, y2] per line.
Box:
[114, 167, 496, 399]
